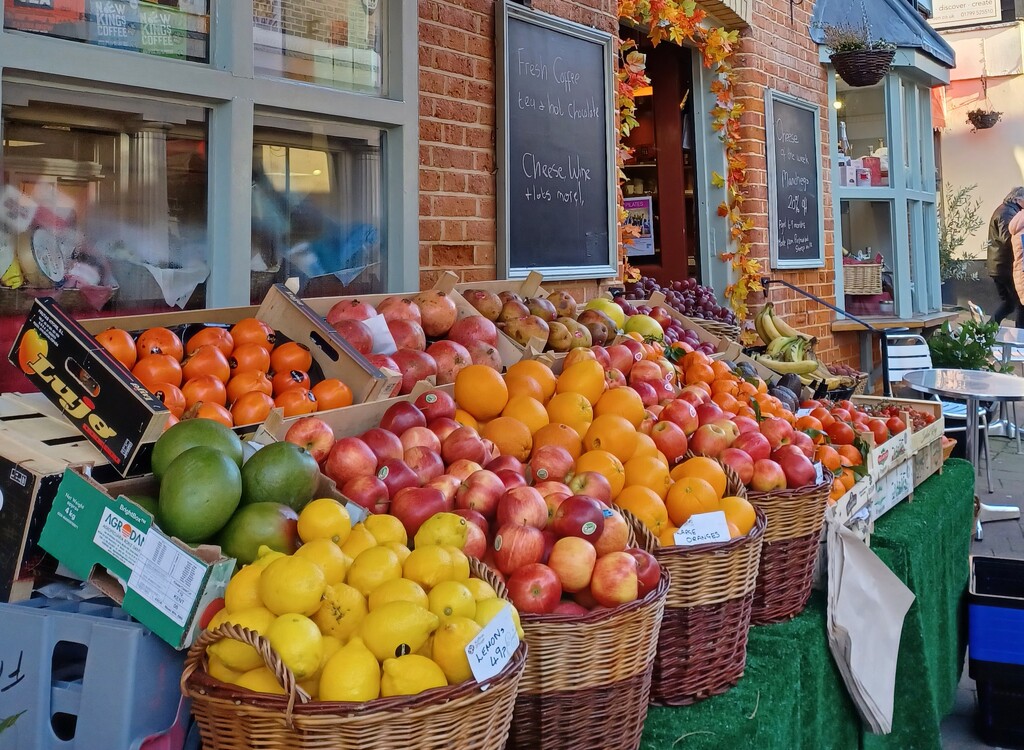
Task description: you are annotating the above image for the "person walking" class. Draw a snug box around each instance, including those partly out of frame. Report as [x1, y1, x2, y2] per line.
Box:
[1012, 208, 1024, 310]
[987, 187, 1024, 326]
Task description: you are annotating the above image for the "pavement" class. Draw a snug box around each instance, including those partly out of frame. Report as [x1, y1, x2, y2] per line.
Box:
[940, 434, 1024, 750]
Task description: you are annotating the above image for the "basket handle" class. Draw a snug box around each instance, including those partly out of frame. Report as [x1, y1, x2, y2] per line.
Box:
[180, 622, 311, 722]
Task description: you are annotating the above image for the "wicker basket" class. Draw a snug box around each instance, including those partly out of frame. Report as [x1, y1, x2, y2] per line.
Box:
[506, 571, 669, 750]
[830, 48, 895, 87]
[843, 263, 883, 296]
[181, 562, 526, 750]
[748, 472, 833, 624]
[942, 438, 957, 463]
[692, 317, 741, 342]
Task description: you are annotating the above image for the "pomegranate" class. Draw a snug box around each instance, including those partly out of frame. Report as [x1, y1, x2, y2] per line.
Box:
[466, 341, 502, 370]
[326, 299, 377, 325]
[414, 290, 458, 338]
[391, 349, 438, 394]
[387, 319, 426, 351]
[447, 316, 498, 348]
[331, 318, 373, 356]
[426, 340, 472, 385]
[376, 296, 421, 324]
[367, 354, 399, 373]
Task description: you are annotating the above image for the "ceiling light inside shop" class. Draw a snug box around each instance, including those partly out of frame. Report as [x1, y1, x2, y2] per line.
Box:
[833, 100, 844, 110]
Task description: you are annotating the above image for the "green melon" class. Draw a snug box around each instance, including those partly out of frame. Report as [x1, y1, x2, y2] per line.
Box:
[151, 419, 243, 481]
[240, 441, 320, 511]
[217, 502, 299, 565]
[128, 494, 160, 517]
[157, 446, 242, 544]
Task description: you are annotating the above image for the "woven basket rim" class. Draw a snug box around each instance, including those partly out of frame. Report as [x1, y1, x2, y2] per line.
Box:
[828, 48, 896, 62]
[520, 568, 670, 626]
[747, 472, 833, 504]
[655, 504, 767, 555]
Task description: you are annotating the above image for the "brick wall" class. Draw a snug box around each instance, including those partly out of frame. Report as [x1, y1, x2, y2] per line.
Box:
[254, 0, 378, 48]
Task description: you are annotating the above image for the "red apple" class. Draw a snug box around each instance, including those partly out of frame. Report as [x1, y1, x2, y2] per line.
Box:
[733, 430, 771, 462]
[390, 486, 447, 537]
[632, 381, 658, 408]
[414, 388, 456, 422]
[547, 537, 597, 592]
[695, 401, 725, 426]
[650, 421, 689, 465]
[543, 492, 569, 527]
[380, 401, 427, 435]
[360, 427, 404, 465]
[590, 551, 639, 608]
[573, 587, 601, 610]
[324, 437, 377, 486]
[771, 444, 805, 463]
[626, 548, 661, 597]
[403, 447, 445, 485]
[709, 419, 740, 444]
[391, 349, 436, 394]
[400, 426, 441, 454]
[441, 427, 489, 465]
[650, 378, 678, 403]
[427, 417, 460, 443]
[341, 475, 390, 514]
[493, 523, 545, 575]
[776, 450, 817, 489]
[495, 469, 527, 490]
[540, 529, 557, 564]
[605, 368, 627, 389]
[594, 508, 630, 555]
[486, 455, 526, 476]
[552, 495, 606, 540]
[284, 416, 334, 463]
[455, 469, 504, 519]
[506, 563, 562, 614]
[661, 399, 699, 436]
[462, 521, 488, 559]
[376, 458, 420, 497]
[750, 459, 787, 492]
[605, 344, 636, 374]
[790, 430, 815, 459]
[451, 508, 489, 536]
[496, 486, 548, 528]
[590, 346, 611, 369]
[534, 480, 572, 499]
[618, 338, 645, 365]
[733, 416, 760, 434]
[425, 474, 461, 503]
[552, 600, 590, 615]
[719, 447, 754, 485]
[689, 424, 732, 458]
[679, 385, 710, 405]
[628, 360, 663, 388]
[566, 471, 612, 504]
[528, 445, 574, 484]
[388, 321, 427, 352]
[759, 417, 794, 451]
[447, 459, 484, 482]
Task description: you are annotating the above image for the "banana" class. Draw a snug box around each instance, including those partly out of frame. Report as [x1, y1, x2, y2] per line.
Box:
[768, 308, 814, 342]
[760, 305, 784, 343]
[754, 355, 820, 375]
[785, 339, 807, 363]
[754, 306, 773, 346]
[766, 335, 797, 358]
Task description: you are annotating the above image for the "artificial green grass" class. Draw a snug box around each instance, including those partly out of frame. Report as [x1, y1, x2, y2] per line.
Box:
[640, 458, 974, 750]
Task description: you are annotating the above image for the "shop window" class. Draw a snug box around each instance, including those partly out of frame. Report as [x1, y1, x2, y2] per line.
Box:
[840, 199, 894, 315]
[835, 79, 889, 188]
[2, 0, 210, 62]
[251, 115, 383, 302]
[254, 0, 385, 95]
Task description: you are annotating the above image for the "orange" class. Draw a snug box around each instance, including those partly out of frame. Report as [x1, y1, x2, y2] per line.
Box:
[712, 392, 740, 414]
[481, 417, 533, 461]
[657, 525, 680, 547]
[794, 415, 823, 433]
[815, 445, 842, 473]
[679, 350, 711, 369]
[710, 360, 733, 380]
[532, 423, 583, 460]
[594, 387, 645, 429]
[829, 477, 846, 503]
[684, 362, 715, 386]
[632, 432, 660, 460]
[720, 495, 756, 536]
[737, 381, 758, 397]
[624, 455, 672, 499]
[555, 360, 605, 406]
[504, 374, 545, 402]
[455, 365, 508, 421]
[615, 485, 669, 536]
[670, 457, 728, 499]
[546, 392, 594, 436]
[502, 396, 549, 435]
[837, 444, 863, 467]
[665, 478, 720, 526]
[583, 414, 638, 463]
[453, 409, 479, 430]
[576, 449, 626, 498]
[839, 467, 856, 491]
[505, 360, 557, 402]
[727, 521, 741, 539]
[710, 379, 738, 396]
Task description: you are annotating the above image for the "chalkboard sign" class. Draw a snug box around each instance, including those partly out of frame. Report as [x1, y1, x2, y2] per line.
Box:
[497, 2, 616, 280]
[765, 90, 825, 270]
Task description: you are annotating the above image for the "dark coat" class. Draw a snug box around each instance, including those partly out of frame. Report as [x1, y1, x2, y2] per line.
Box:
[987, 190, 1024, 278]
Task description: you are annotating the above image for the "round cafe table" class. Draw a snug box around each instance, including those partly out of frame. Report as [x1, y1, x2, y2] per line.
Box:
[903, 368, 1021, 537]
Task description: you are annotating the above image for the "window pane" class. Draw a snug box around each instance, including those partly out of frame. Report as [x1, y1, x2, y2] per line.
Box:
[836, 78, 889, 187]
[1, 82, 208, 390]
[3, 1, 210, 62]
[254, 0, 385, 95]
[251, 115, 383, 302]
[840, 199, 894, 314]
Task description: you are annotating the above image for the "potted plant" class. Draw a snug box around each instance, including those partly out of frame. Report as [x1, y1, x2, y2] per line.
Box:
[928, 319, 1010, 373]
[820, 20, 896, 87]
[938, 182, 982, 304]
[967, 109, 1001, 131]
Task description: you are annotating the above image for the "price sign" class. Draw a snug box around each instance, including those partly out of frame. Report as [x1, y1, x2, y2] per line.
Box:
[674, 510, 732, 547]
[465, 602, 520, 683]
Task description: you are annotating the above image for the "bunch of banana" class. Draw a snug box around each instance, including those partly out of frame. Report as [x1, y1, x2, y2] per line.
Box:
[752, 303, 821, 375]
[798, 361, 845, 389]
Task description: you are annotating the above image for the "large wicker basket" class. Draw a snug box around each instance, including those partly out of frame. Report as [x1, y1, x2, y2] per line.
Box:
[748, 472, 833, 624]
[830, 48, 895, 87]
[691, 317, 741, 342]
[506, 571, 669, 750]
[181, 562, 526, 750]
[843, 263, 883, 296]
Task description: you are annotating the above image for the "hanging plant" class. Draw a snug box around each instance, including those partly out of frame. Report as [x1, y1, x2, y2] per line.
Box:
[967, 109, 1001, 131]
[819, 21, 895, 87]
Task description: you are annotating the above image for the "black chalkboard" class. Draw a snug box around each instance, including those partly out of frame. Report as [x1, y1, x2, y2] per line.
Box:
[498, 4, 616, 279]
[766, 90, 825, 269]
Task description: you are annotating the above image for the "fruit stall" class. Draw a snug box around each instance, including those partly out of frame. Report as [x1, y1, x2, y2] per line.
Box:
[0, 273, 974, 750]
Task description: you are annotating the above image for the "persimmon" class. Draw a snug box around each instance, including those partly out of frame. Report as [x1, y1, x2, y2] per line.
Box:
[229, 343, 271, 375]
[274, 388, 318, 418]
[270, 341, 313, 374]
[311, 378, 353, 410]
[226, 370, 273, 404]
[185, 327, 233, 358]
[191, 401, 233, 428]
[149, 382, 186, 418]
[182, 344, 231, 384]
[136, 327, 183, 362]
[230, 318, 275, 352]
[181, 375, 228, 408]
[272, 369, 311, 396]
[96, 327, 137, 370]
[133, 354, 182, 390]
[230, 390, 274, 425]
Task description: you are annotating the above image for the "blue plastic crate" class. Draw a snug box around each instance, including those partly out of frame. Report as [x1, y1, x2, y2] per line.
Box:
[969, 556, 1024, 682]
[0, 597, 186, 750]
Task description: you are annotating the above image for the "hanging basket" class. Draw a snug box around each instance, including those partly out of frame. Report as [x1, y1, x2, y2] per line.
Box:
[830, 48, 895, 87]
[967, 110, 1001, 130]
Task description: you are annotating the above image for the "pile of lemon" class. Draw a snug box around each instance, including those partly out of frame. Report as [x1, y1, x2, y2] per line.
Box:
[205, 499, 523, 701]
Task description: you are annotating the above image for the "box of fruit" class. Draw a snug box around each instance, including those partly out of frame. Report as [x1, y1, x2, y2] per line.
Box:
[912, 438, 944, 488]
[829, 473, 874, 527]
[853, 395, 943, 454]
[869, 458, 913, 521]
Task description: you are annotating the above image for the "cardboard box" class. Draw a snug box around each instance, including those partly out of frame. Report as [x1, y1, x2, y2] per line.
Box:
[869, 459, 913, 521]
[11, 284, 396, 476]
[37, 468, 235, 649]
[830, 474, 874, 526]
[912, 438, 944, 488]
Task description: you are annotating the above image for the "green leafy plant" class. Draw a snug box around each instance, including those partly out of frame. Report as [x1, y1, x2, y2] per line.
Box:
[927, 319, 1010, 372]
[819, 19, 896, 53]
[938, 182, 983, 282]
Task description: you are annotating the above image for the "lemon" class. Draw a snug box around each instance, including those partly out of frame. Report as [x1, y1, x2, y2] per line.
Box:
[312, 583, 367, 642]
[444, 546, 471, 581]
[320, 635, 343, 667]
[427, 581, 477, 621]
[432, 616, 482, 684]
[360, 601, 440, 662]
[259, 555, 326, 616]
[299, 677, 319, 700]
[294, 538, 351, 584]
[208, 606, 276, 671]
[403, 545, 455, 590]
[250, 545, 286, 570]
[381, 654, 448, 697]
[474, 599, 525, 639]
[266, 613, 323, 680]
[368, 578, 429, 611]
[340, 524, 377, 559]
[364, 514, 408, 545]
[319, 637, 381, 702]
[385, 541, 412, 564]
[347, 546, 402, 597]
[297, 498, 352, 545]
[417, 635, 434, 659]
[224, 565, 264, 613]
[234, 666, 286, 695]
[463, 578, 497, 602]
[414, 512, 469, 549]
[207, 655, 243, 684]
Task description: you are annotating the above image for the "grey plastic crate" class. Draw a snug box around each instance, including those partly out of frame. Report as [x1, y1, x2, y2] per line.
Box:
[0, 597, 186, 750]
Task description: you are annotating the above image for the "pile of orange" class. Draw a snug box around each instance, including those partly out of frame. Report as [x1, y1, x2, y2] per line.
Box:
[96, 319, 353, 428]
[816, 442, 865, 503]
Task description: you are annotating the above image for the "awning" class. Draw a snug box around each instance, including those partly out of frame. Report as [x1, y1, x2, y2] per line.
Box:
[810, 0, 955, 68]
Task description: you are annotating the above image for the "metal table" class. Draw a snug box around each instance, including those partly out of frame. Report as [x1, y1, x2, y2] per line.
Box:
[903, 368, 1021, 536]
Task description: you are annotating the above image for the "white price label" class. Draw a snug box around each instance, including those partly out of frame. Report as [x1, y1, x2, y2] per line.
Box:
[673, 510, 731, 547]
[814, 461, 824, 484]
[465, 603, 520, 683]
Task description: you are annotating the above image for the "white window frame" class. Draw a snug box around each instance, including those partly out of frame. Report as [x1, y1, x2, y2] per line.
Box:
[0, 1, 419, 305]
